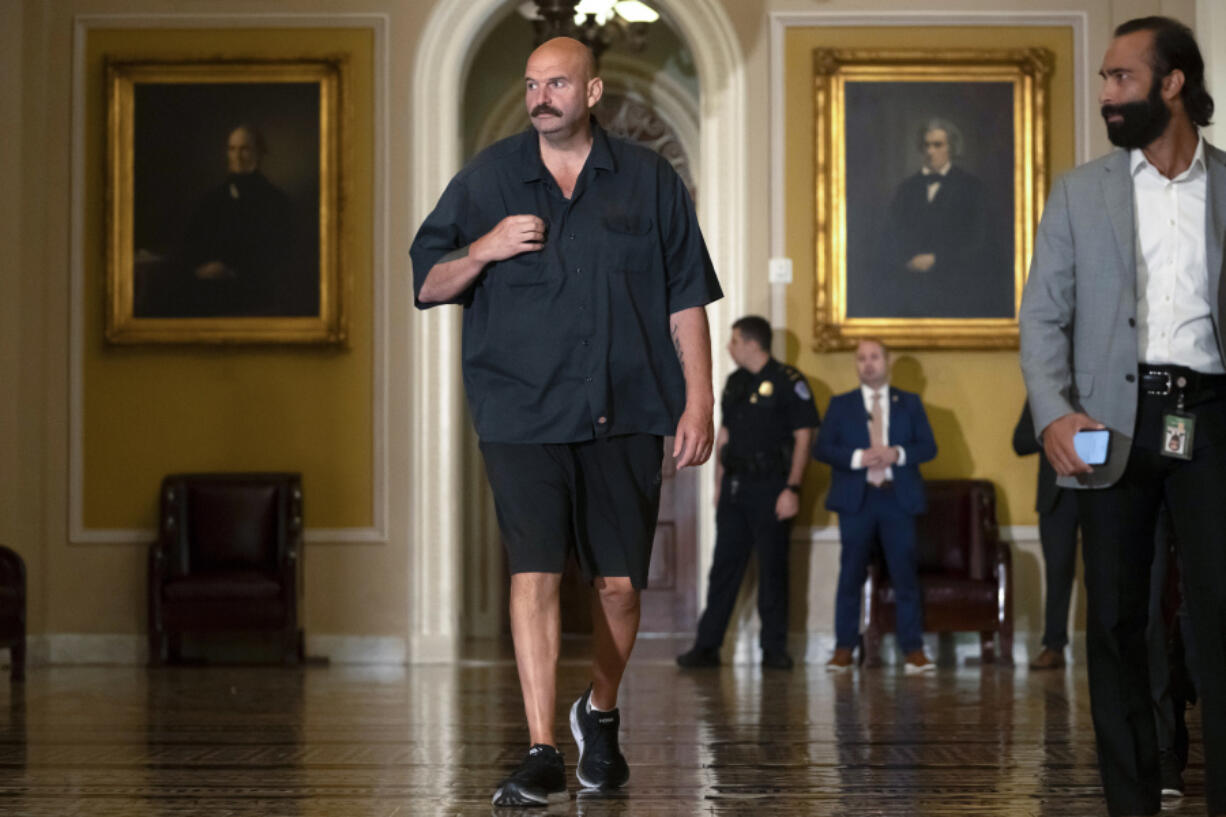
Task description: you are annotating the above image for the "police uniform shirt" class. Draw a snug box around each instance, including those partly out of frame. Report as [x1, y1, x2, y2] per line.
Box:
[409, 119, 723, 444]
[721, 358, 821, 469]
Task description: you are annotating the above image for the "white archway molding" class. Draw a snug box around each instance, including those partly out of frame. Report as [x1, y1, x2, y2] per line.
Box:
[409, 0, 747, 660]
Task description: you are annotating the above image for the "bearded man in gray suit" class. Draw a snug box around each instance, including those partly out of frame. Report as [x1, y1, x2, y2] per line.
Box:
[1020, 16, 1226, 817]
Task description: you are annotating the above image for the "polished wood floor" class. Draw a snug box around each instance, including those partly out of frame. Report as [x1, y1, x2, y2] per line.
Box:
[0, 641, 1207, 816]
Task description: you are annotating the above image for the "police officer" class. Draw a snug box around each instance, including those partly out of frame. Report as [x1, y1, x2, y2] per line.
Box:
[677, 316, 820, 670]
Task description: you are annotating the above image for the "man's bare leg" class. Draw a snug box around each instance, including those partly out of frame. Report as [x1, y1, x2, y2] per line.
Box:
[589, 576, 640, 710]
[509, 571, 562, 746]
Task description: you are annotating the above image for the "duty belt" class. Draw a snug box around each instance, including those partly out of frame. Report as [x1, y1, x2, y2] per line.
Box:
[722, 453, 786, 477]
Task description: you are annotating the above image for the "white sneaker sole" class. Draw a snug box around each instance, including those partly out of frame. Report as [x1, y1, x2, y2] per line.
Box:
[569, 698, 598, 789]
[903, 663, 936, 675]
[569, 696, 629, 790]
[490, 782, 568, 806]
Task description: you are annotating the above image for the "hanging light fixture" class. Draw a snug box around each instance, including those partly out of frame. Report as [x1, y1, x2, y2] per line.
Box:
[518, 0, 660, 63]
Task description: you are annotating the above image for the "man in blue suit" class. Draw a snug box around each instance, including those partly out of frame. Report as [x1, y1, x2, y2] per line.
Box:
[814, 339, 937, 673]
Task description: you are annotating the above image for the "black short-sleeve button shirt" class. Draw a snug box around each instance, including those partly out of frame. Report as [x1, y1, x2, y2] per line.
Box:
[410, 120, 723, 444]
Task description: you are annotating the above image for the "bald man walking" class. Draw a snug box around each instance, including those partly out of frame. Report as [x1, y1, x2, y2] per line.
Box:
[411, 38, 722, 806]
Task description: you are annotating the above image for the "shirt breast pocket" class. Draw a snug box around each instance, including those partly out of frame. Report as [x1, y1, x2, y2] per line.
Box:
[494, 250, 547, 287]
[602, 214, 655, 274]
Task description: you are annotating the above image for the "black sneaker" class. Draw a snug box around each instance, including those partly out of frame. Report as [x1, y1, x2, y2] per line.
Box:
[569, 686, 630, 790]
[491, 744, 567, 806]
[762, 650, 794, 670]
[1159, 748, 1185, 798]
[676, 646, 720, 668]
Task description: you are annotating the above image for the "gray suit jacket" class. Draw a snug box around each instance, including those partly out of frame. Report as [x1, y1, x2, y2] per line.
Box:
[1019, 143, 1226, 488]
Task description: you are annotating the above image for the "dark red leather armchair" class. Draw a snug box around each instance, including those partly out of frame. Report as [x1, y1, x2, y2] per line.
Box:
[862, 479, 1013, 666]
[0, 545, 26, 681]
[148, 473, 303, 665]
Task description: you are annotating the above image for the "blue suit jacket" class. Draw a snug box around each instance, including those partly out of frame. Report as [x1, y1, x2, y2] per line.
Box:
[813, 387, 937, 515]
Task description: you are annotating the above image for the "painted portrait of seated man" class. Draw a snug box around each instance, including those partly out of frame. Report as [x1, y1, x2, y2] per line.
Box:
[874, 117, 1010, 319]
[135, 123, 317, 319]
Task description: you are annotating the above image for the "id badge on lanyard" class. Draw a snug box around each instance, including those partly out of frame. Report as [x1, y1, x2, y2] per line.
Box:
[1161, 378, 1195, 461]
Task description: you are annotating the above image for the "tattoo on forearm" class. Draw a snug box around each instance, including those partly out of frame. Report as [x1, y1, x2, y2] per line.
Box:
[671, 322, 684, 365]
[439, 246, 470, 263]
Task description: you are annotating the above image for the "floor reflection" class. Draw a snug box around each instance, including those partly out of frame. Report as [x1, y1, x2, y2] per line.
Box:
[146, 666, 304, 816]
[0, 648, 1205, 815]
[1035, 669, 1109, 817]
[0, 682, 26, 814]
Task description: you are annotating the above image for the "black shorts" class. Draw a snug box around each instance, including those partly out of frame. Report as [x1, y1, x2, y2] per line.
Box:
[479, 434, 664, 589]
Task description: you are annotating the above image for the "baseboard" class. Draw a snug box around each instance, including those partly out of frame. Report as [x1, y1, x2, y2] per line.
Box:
[19, 634, 412, 666]
[13, 629, 1085, 667]
[28, 634, 146, 665]
[405, 632, 460, 664]
[793, 524, 1040, 546]
[307, 635, 406, 664]
[727, 628, 1086, 667]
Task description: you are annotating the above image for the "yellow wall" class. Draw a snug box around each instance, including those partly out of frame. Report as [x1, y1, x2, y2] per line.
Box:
[0, 3, 22, 551]
[82, 28, 374, 530]
[0, 0, 1206, 652]
[783, 26, 1077, 528]
[1, 0, 424, 642]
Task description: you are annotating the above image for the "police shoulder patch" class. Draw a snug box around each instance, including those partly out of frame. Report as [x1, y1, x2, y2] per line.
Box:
[794, 379, 812, 401]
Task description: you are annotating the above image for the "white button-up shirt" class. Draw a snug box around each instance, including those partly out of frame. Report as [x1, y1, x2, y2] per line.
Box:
[1132, 137, 1224, 373]
[850, 383, 906, 480]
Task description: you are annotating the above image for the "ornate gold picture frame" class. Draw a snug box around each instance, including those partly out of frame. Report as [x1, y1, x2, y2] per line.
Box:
[813, 48, 1052, 350]
[106, 59, 347, 344]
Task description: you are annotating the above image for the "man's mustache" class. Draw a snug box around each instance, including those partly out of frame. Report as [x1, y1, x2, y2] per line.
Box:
[1100, 103, 1126, 119]
[531, 104, 562, 118]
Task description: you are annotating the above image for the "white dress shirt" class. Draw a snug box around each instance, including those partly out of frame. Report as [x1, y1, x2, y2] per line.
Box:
[1132, 136, 1224, 373]
[850, 383, 906, 480]
[922, 162, 951, 203]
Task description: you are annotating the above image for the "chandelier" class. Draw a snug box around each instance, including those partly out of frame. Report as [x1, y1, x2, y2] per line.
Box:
[518, 0, 660, 63]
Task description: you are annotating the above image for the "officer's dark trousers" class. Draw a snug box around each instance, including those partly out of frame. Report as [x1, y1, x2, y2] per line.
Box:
[1076, 390, 1226, 817]
[695, 474, 792, 655]
[1038, 489, 1080, 651]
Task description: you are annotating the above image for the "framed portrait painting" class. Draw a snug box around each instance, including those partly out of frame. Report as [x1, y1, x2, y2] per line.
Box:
[812, 48, 1052, 350]
[105, 59, 348, 344]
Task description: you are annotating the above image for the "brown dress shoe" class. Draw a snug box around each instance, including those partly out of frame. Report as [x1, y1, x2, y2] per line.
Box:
[825, 648, 854, 673]
[903, 650, 934, 674]
[1028, 647, 1065, 670]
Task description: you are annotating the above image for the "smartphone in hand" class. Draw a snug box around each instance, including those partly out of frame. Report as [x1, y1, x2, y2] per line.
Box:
[1073, 429, 1110, 466]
